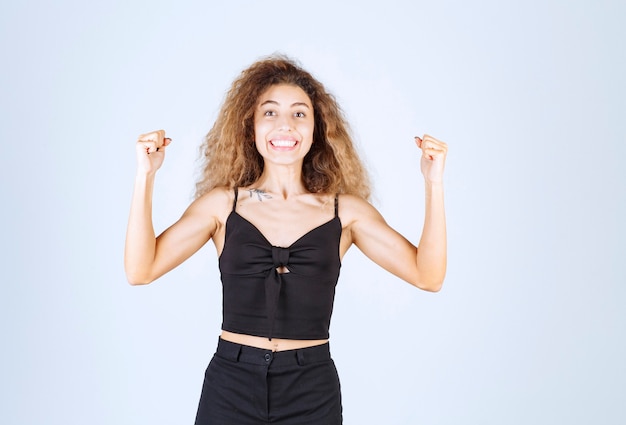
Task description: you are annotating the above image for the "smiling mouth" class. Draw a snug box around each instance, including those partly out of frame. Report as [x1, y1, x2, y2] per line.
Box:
[270, 139, 298, 148]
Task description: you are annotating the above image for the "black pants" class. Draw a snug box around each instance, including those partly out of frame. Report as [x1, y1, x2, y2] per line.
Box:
[194, 338, 342, 424]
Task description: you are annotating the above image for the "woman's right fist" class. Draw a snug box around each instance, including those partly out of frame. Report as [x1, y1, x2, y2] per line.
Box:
[136, 130, 172, 173]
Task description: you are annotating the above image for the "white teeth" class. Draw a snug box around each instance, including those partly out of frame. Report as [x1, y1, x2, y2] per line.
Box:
[271, 140, 297, 147]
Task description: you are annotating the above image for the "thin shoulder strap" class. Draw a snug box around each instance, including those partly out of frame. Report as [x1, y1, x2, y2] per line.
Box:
[232, 187, 239, 212]
[334, 194, 339, 217]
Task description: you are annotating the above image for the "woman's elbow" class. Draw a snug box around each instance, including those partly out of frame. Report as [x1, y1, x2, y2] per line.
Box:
[414, 280, 443, 292]
[418, 280, 444, 292]
[127, 278, 151, 286]
[411, 273, 445, 292]
[125, 269, 155, 286]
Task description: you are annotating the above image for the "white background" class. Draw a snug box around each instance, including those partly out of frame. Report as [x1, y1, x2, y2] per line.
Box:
[1, 0, 624, 424]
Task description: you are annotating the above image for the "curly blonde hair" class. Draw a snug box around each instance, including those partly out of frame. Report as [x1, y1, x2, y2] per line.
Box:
[195, 55, 371, 200]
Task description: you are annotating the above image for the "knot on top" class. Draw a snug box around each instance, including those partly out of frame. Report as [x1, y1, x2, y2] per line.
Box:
[271, 246, 290, 268]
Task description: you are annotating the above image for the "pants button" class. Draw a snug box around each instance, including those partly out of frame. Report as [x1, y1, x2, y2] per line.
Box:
[264, 353, 271, 362]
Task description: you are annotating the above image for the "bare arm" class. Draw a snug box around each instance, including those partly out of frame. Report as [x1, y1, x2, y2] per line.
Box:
[346, 134, 447, 291]
[123, 130, 219, 285]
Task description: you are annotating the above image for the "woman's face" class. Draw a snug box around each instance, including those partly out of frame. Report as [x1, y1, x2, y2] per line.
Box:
[254, 84, 315, 166]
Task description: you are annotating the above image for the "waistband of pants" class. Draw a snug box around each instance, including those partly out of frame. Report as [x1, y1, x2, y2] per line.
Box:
[216, 337, 331, 367]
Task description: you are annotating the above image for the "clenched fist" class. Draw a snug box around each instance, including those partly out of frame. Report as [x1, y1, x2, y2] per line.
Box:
[136, 130, 172, 174]
[415, 134, 447, 184]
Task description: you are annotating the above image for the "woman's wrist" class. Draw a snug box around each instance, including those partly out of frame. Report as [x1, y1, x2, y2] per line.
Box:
[135, 170, 157, 182]
[424, 180, 444, 193]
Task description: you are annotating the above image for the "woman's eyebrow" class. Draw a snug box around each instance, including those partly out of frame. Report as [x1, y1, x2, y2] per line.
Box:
[291, 102, 311, 109]
[259, 100, 311, 109]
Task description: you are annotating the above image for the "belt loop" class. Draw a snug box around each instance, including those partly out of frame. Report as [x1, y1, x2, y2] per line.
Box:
[218, 338, 242, 362]
[296, 349, 305, 366]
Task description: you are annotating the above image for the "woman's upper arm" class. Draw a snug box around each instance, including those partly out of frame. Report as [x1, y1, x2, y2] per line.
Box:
[147, 189, 226, 282]
[344, 196, 422, 287]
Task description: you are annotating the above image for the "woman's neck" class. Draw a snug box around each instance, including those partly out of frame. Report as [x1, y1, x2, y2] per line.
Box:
[253, 165, 307, 199]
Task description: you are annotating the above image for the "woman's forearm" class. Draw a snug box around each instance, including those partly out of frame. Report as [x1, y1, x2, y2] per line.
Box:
[124, 172, 158, 285]
[416, 182, 447, 291]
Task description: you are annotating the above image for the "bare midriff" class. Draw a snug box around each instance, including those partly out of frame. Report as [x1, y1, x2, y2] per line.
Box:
[220, 330, 328, 352]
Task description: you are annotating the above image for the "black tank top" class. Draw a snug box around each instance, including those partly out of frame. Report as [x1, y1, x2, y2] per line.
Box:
[219, 188, 342, 340]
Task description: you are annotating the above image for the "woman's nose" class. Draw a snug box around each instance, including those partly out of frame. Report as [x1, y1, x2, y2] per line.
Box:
[276, 115, 293, 131]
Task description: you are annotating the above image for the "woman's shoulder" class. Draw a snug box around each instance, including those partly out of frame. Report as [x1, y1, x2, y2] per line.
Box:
[338, 193, 373, 209]
[186, 186, 234, 218]
[337, 193, 380, 225]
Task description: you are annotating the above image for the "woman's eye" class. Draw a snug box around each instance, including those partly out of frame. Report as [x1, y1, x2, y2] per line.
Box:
[264, 110, 276, 117]
[294, 112, 305, 118]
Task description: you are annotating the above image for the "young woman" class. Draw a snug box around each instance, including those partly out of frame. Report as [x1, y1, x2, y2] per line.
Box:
[125, 56, 447, 424]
